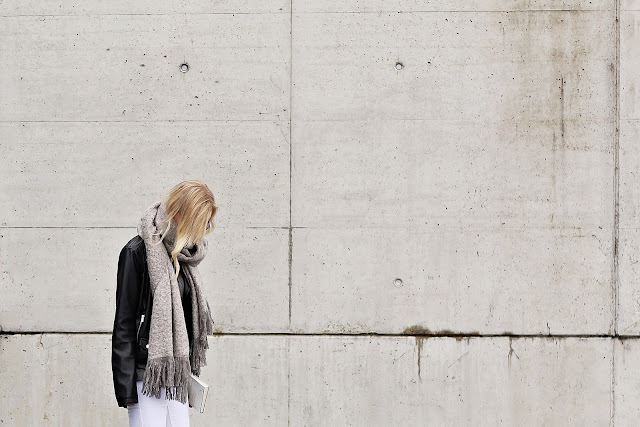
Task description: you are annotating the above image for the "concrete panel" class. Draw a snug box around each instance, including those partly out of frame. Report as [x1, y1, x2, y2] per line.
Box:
[3, 1, 290, 15]
[291, 227, 612, 335]
[618, 230, 640, 335]
[618, 118, 640, 334]
[0, 334, 289, 427]
[619, 11, 640, 226]
[289, 335, 612, 426]
[194, 334, 289, 426]
[619, 119, 639, 230]
[620, 10, 640, 121]
[292, 120, 614, 229]
[291, 9, 615, 123]
[294, 1, 611, 13]
[206, 227, 290, 334]
[0, 334, 121, 426]
[618, 10, 640, 334]
[0, 121, 290, 228]
[0, 228, 130, 333]
[613, 338, 640, 425]
[0, 13, 289, 122]
[0, 227, 289, 332]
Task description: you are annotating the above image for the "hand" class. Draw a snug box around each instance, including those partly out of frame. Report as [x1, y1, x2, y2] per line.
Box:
[127, 403, 137, 407]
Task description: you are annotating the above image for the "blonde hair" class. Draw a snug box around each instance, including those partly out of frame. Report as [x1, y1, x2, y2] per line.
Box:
[159, 180, 218, 281]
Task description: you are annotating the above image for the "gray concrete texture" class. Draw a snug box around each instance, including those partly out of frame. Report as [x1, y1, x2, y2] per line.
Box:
[0, 0, 636, 425]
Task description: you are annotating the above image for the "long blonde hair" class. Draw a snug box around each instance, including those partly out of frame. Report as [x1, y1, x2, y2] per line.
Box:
[160, 180, 218, 280]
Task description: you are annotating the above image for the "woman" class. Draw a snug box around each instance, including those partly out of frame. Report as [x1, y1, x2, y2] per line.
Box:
[112, 180, 218, 427]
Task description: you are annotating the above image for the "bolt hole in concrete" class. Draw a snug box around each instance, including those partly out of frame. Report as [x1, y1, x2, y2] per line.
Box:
[180, 63, 189, 72]
[395, 62, 404, 70]
[394, 278, 403, 287]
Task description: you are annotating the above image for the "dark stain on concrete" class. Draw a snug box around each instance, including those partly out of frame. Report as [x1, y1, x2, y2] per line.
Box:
[416, 336, 424, 381]
[403, 325, 481, 381]
[507, 336, 520, 368]
[559, 74, 565, 148]
[403, 325, 433, 335]
[402, 325, 481, 340]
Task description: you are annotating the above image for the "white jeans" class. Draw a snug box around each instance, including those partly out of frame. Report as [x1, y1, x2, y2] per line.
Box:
[128, 380, 190, 427]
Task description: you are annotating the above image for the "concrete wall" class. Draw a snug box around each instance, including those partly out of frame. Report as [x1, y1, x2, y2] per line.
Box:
[0, 0, 637, 425]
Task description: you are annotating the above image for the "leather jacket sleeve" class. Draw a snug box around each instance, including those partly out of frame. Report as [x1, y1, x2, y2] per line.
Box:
[111, 244, 142, 408]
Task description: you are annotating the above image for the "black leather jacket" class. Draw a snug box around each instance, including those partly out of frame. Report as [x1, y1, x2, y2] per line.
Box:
[111, 235, 193, 408]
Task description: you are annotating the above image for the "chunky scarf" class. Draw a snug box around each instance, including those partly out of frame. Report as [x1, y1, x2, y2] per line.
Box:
[136, 200, 215, 403]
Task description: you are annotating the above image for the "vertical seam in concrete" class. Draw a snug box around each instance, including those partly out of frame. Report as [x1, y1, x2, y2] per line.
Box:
[288, 0, 294, 332]
[612, 0, 621, 339]
[611, 338, 616, 426]
[287, 336, 291, 427]
[287, 1, 293, 426]
[611, 0, 621, 425]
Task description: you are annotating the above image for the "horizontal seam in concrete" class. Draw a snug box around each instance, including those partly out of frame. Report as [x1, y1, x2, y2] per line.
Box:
[3, 332, 639, 339]
[293, 9, 608, 13]
[0, 10, 613, 18]
[0, 119, 288, 123]
[0, 12, 291, 18]
[1, 119, 629, 123]
[0, 226, 291, 229]
[0, 226, 615, 230]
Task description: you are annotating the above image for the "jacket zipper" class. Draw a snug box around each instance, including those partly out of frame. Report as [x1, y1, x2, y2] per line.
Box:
[137, 314, 145, 341]
[137, 255, 147, 342]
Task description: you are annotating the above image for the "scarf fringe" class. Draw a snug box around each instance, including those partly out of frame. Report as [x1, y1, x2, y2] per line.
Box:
[191, 310, 215, 376]
[141, 356, 191, 404]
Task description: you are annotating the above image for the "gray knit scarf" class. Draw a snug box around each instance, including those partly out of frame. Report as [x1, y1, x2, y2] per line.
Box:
[136, 200, 215, 403]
